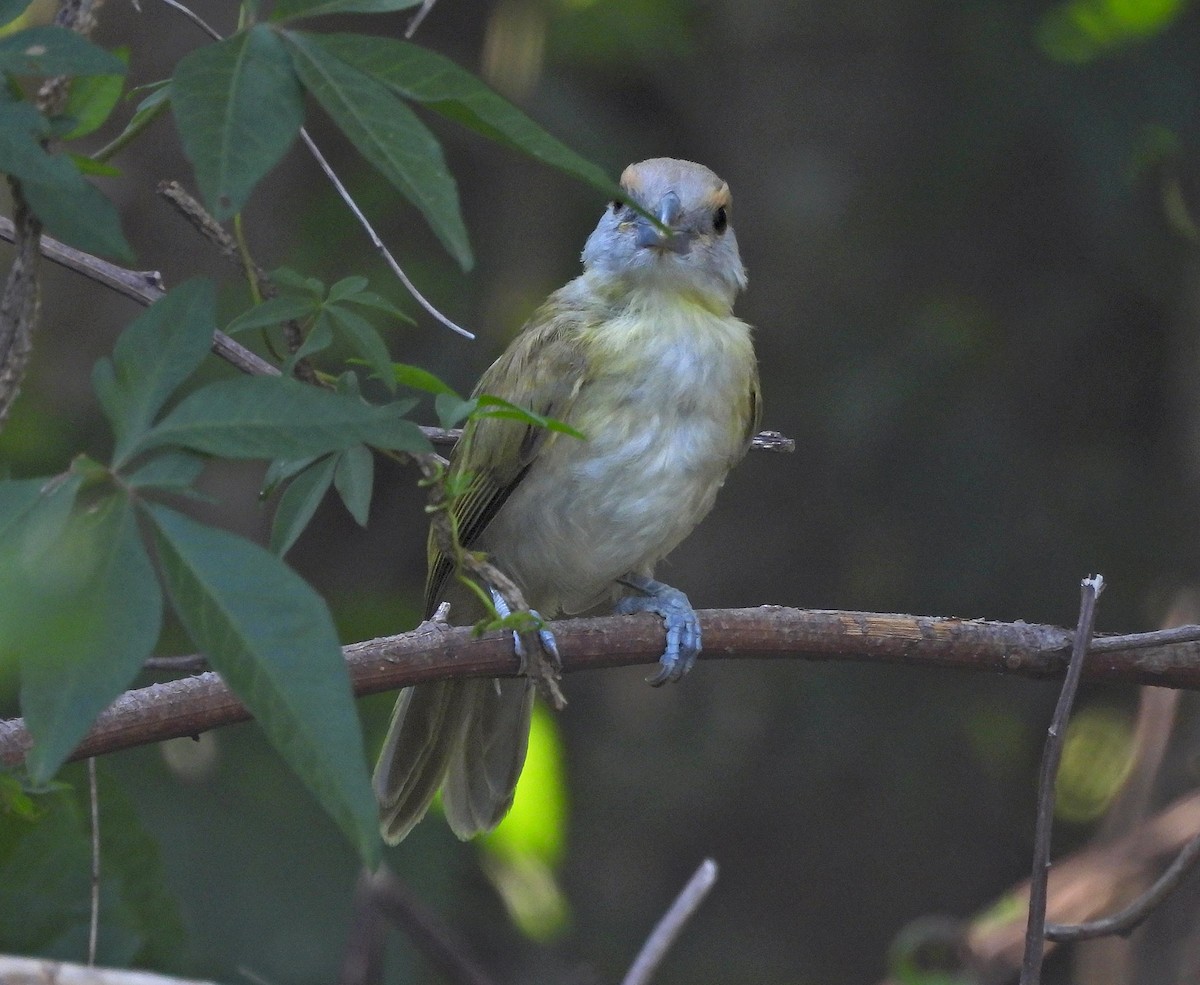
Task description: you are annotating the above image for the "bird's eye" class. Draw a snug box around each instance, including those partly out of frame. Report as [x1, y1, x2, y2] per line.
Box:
[713, 206, 728, 234]
[610, 200, 623, 214]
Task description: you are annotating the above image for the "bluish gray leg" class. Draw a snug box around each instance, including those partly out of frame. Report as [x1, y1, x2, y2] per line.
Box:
[489, 587, 559, 674]
[614, 574, 701, 686]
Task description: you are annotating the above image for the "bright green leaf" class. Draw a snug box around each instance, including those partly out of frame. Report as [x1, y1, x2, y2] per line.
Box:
[269, 453, 336, 555]
[145, 503, 379, 863]
[172, 25, 305, 219]
[10, 492, 161, 782]
[0, 26, 126, 76]
[333, 443, 373, 526]
[137, 375, 430, 459]
[281, 30, 472, 269]
[68, 154, 120, 176]
[476, 394, 585, 439]
[93, 279, 218, 466]
[60, 48, 128, 139]
[271, 0, 420, 22]
[435, 392, 475, 428]
[226, 294, 317, 335]
[393, 362, 458, 398]
[327, 304, 395, 391]
[315, 33, 621, 203]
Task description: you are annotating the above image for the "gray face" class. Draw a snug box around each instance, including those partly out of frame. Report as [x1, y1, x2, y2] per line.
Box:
[580, 158, 747, 309]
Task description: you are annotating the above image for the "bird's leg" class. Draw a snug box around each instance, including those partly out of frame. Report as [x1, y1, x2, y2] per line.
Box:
[614, 574, 701, 686]
[489, 586, 560, 677]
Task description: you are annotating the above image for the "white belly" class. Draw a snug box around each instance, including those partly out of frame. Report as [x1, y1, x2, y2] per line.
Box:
[479, 305, 754, 614]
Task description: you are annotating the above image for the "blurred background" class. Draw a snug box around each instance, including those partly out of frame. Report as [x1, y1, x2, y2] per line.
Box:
[4, 0, 1200, 981]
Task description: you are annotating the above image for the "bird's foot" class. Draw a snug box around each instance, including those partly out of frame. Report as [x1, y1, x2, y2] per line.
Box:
[615, 575, 701, 686]
[489, 588, 565, 708]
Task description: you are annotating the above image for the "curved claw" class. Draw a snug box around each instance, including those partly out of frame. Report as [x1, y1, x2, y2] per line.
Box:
[489, 588, 559, 675]
[615, 576, 701, 686]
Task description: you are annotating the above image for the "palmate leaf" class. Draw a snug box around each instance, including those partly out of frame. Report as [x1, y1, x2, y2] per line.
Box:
[145, 503, 379, 864]
[281, 30, 472, 269]
[313, 33, 622, 203]
[171, 24, 304, 220]
[133, 375, 429, 460]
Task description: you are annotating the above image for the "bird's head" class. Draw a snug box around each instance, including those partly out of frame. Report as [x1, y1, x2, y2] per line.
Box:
[581, 158, 747, 312]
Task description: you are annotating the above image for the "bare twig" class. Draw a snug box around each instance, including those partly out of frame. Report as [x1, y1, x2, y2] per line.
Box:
[87, 757, 100, 965]
[405, 0, 439, 37]
[1045, 828, 1200, 942]
[339, 867, 498, 985]
[621, 859, 719, 985]
[0, 955, 221, 985]
[0, 187, 42, 426]
[11, 605, 1200, 770]
[1019, 574, 1105, 985]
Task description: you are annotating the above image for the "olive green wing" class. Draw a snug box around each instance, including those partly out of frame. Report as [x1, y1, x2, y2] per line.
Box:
[424, 306, 588, 616]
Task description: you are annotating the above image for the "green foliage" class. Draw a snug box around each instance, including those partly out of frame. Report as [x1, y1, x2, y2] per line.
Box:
[271, 0, 421, 21]
[60, 47, 129, 140]
[0, 771, 185, 964]
[170, 25, 305, 221]
[0, 0, 33, 29]
[1038, 0, 1184, 61]
[147, 504, 379, 864]
[0, 26, 125, 75]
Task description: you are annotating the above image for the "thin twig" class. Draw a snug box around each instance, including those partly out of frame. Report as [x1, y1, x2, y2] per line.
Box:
[1045, 828, 1200, 942]
[0, 955, 222, 985]
[405, 0, 439, 37]
[87, 756, 100, 965]
[621, 859, 719, 985]
[353, 867, 499, 985]
[149, 0, 473, 339]
[1019, 574, 1105, 985]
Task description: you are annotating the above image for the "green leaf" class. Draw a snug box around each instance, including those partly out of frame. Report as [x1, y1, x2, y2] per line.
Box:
[393, 362, 458, 398]
[326, 275, 369, 301]
[145, 503, 379, 863]
[339, 288, 411, 321]
[476, 394, 585, 439]
[226, 294, 317, 335]
[261, 453, 320, 498]
[59, 48, 128, 140]
[327, 304, 395, 391]
[315, 33, 621, 203]
[9, 492, 161, 782]
[171, 25, 304, 219]
[93, 279, 218, 466]
[0, 102, 131, 259]
[137, 376, 430, 459]
[281, 30, 472, 269]
[271, 266, 324, 295]
[102, 81, 171, 154]
[435, 392, 475, 428]
[68, 154, 120, 176]
[272, 0, 420, 22]
[333, 443, 373, 526]
[0, 26, 126, 76]
[0, 0, 33, 29]
[268, 453, 336, 555]
[124, 450, 206, 491]
[0, 476, 49, 539]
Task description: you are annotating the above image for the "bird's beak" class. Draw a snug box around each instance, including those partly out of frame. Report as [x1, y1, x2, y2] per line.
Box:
[633, 191, 692, 255]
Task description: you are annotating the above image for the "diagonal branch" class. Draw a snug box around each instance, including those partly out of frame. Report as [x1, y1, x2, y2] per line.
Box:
[4, 606, 1200, 769]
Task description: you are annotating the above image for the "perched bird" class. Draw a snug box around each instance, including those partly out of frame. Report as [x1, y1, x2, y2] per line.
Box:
[374, 158, 761, 844]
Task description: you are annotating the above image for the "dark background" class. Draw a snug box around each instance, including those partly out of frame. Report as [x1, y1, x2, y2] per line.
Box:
[4, 0, 1200, 981]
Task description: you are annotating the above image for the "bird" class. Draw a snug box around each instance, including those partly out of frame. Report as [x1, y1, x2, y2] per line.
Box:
[373, 157, 761, 844]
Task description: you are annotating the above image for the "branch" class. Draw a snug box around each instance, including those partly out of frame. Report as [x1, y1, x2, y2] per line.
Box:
[4, 607, 1200, 767]
[1020, 574, 1105, 985]
[621, 859, 718, 985]
[0, 955, 221, 985]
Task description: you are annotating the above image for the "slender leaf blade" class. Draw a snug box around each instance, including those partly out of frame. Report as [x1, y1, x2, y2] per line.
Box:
[12, 492, 162, 782]
[327, 304, 395, 390]
[96, 279, 218, 465]
[316, 33, 622, 202]
[281, 30, 472, 269]
[272, 0, 420, 22]
[145, 503, 378, 863]
[137, 376, 430, 458]
[269, 453, 336, 555]
[333, 444, 372, 526]
[171, 25, 304, 219]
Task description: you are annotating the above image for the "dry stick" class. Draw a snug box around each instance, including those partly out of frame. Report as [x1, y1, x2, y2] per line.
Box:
[1045, 828, 1200, 942]
[355, 868, 498, 985]
[87, 757, 100, 964]
[1019, 574, 1105, 985]
[621, 859, 719, 985]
